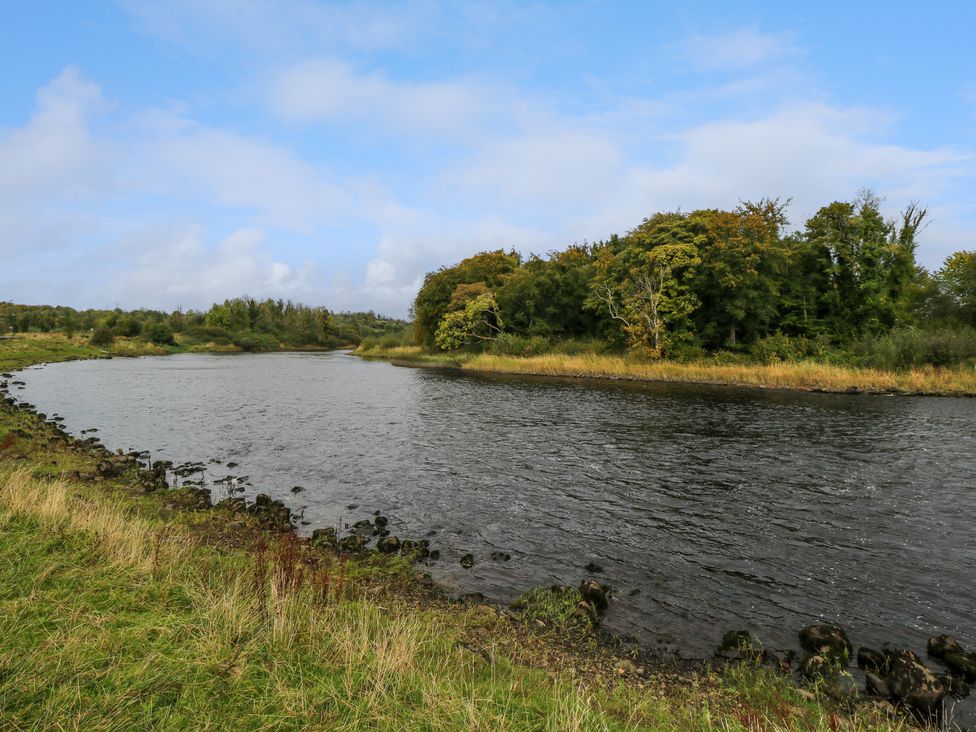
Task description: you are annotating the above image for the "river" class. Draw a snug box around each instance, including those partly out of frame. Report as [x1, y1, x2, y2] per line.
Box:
[14, 351, 976, 669]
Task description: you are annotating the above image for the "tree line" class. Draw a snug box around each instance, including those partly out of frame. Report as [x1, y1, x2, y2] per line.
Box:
[0, 298, 407, 351]
[413, 192, 976, 368]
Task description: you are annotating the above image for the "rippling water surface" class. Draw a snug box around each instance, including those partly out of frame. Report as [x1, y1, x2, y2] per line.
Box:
[16, 352, 976, 662]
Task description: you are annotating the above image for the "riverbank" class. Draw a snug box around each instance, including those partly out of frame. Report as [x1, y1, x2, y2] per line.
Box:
[355, 345, 976, 397]
[0, 340, 926, 729]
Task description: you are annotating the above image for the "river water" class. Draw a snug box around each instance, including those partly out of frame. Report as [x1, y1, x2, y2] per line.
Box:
[14, 351, 976, 666]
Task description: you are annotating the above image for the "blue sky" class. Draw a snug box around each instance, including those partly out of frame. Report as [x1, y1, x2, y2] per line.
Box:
[2, 1, 974, 316]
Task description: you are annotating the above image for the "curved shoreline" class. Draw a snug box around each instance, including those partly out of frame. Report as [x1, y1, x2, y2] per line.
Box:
[357, 347, 976, 398]
[2, 339, 970, 728]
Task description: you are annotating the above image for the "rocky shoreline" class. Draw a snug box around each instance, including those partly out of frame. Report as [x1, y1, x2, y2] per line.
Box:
[2, 367, 973, 729]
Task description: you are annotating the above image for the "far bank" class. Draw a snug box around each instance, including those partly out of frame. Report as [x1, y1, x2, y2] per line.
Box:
[354, 345, 976, 397]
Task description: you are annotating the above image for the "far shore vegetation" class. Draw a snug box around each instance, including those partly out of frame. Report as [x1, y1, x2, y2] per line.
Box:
[357, 192, 976, 396]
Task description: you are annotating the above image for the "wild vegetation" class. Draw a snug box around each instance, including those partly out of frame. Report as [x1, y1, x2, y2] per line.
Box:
[0, 355, 913, 730]
[0, 298, 407, 352]
[405, 193, 976, 372]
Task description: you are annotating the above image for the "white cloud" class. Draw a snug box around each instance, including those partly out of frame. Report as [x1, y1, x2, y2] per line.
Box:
[269, 57, 509, 141]
[0, 67, 109, 202]
[98, 225, 324, 310]
[677, 27, 799, 71]
[120, 0, 433, 55]
[147, 120, 349, 232]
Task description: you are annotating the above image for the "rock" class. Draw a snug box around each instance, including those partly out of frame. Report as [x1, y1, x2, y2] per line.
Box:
[585, 562, 603, 573]
[866, 671, 892, 698]
[338, 535, 366, 553]
[715, 630, 762, 661]
[219, 497, 247, 513]
[376, 536, 401, 554]
[943, 652, 976, 680]
[290, 485, 304, 493]
[374, 515, 388, 527]
[94, 459, 119, 477]
[857, 647, 888, 673]
[825, 672, 859, 701]
[927, 634, 964, 660]
[887, 649, 946, 712]
[576, 600, 598, 624]
[614, 659, 640, 675]
[579, 579, 609, 612]
[490, 551, 511, 561]
[253, 493, 272, 508]
[939, 674, 972, 698]
[311, 527, 337, 542]
[459, 553, 475, 569]
[428, 549, 441, 561]
[798, 624, 852, 663]
[762, 649, 794, 674]
[799, 654, 829, 680]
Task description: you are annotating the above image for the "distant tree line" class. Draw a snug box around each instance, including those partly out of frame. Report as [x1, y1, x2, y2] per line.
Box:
[413, 192, 976, 368]
[0, 297, 407, 351]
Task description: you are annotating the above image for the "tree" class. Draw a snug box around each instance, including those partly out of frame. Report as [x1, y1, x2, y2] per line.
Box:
[434, 291, 504, 350]
[589, 238, 700, 357]
[938, 251, 976, 325]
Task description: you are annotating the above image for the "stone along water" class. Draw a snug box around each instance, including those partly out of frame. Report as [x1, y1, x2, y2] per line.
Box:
[16, 352, 976, 663]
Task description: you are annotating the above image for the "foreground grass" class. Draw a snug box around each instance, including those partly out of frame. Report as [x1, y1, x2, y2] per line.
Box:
[354, 345, 976, 396]
[0, 463, 907, 731]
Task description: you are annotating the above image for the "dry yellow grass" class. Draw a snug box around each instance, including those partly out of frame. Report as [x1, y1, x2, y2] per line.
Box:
[463, 353, 976, 396]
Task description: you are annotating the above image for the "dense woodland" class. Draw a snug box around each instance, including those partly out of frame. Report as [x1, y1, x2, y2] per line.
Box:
[0, 298, 406, 351]
[412, 193, 976, 368]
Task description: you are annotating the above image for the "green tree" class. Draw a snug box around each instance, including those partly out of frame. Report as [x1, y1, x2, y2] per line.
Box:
[938, 250, 976, 325]
[589, 233, 701, 357]
[434, 291, 505, 350]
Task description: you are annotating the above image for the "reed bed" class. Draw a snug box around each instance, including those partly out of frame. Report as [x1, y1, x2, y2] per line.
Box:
[463, 353, 976, 396]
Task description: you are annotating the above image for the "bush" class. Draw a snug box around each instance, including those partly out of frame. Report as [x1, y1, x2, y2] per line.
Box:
[146, 322, 175, 345]
[232, 333, 278, 352]
[89, 327, 114, 347]
[548, 338, 610, 356]
[750, 333, 803, 364]
[114, 316, 142, 338]
[859, 327, 976, 369]
[490, 333, 550, 357]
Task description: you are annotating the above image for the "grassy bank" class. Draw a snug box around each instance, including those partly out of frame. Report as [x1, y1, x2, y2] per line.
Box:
[355, 345, 976, 396]
[0, 334, 913, 729]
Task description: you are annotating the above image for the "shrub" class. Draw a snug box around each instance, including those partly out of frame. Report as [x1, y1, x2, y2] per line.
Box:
[548, 338, 610, 356]
[232, 333, 278, 352]
[114, 316, 142, 338]
[89, 327, 114, 347]
[490, 333, 550, 357]
[146, 322, 175, 345]
[750, 333, 803, 364]
[859, 327, 976, 369]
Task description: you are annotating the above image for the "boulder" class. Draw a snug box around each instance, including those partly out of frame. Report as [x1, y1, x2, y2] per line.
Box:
[798, 624, 852, 663]
[311, 527, 337, 543]
[338, 535, 366, 553]
[715, 630, 762, 661]
[927, 634, 963, 660]
[459, 553, 475, 569]
[376, 536, 400, 554]
[374, 515, 388, 527]
[253, 493, 272, 508]
[887, 649, 946, 712]
[943, 652, 976, 681]
[799, 654, 829, 680]
[857, 647, 888, 673]
[866, 671, 892, 698]
[579, 579, 609, 612]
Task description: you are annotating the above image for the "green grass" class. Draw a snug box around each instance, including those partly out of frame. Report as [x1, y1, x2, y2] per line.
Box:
[0, 334, 915, 730]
